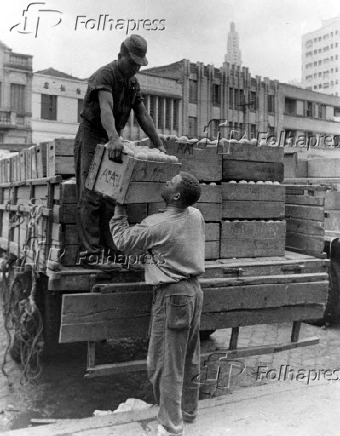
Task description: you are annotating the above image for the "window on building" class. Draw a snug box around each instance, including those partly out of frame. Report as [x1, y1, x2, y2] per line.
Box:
[10, 84, 26, 114]
[229, 88, 234, 107]
[319, 104, 326, 119]
[268, 94, 275, 113]
[212, 83, 221, 106]
[77, 99, 83, 123]
[250, 124, 256, 139]
[285, 98, 297, 115]
[158, 97, 164, 129]
[41, 94, 57, 120]
[305, 101, 313, 117]
[250, 91, 257, 110]
[173, 100, 179, 130]
[189, 80, 198, 103]
[334, 107, 340, 117]
[188, 117, 197, 137]
[149, 95, 157, 123]
[165, 98, 171, 129]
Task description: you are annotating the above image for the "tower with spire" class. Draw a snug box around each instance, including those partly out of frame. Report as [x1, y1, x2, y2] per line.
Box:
[224, 22, 242, 67]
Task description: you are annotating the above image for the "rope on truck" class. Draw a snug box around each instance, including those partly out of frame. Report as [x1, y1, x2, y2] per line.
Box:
[1, 198, 45, 384]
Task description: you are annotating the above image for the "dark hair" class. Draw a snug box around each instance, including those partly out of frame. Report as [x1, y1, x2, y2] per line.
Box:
[177, 172, 201, 207]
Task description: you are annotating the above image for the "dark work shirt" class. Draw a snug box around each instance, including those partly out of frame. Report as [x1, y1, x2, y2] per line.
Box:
[80, 60, 144, 136]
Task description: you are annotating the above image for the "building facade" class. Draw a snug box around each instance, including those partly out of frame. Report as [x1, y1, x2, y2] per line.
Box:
[32, 68, 87, 143]
[0, 41, 32, 144]
[144, 58, 340, 146]
[302, 16, 340, 95]
[32, 68, 181, 143]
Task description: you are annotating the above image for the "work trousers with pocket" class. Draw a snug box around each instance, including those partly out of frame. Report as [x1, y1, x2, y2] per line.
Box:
[147, 276, 203, 436]
[74, 121, 117, 254]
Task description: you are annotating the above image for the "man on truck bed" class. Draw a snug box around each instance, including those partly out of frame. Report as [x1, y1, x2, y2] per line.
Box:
[110, 172, 205, 436]
[75, 34, 165, 259]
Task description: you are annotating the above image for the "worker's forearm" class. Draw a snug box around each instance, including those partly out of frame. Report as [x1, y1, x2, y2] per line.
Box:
[101, 108, 120, 141]
[137, 112, 162, 148]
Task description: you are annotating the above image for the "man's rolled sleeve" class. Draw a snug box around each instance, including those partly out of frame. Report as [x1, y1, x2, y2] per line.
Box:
[110, 215, 154, 254]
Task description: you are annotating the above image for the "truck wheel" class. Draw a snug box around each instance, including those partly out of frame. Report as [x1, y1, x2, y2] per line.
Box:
[200, 330, 216, 341]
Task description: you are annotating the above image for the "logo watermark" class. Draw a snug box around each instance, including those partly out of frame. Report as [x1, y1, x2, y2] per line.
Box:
[76, 250, 165, 268]
[256, 365, 340, 385]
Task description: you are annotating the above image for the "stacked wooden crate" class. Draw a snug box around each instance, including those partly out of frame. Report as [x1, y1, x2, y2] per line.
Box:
[221, 142, 285, 258]
[285, 185, 327, 258]
[163, 139, 222, 259]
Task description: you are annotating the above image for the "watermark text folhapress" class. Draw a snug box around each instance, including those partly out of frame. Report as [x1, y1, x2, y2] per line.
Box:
[256, 365, 340, 385]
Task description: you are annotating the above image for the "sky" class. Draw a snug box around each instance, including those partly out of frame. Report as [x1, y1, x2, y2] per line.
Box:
[1, 0, 340, 82]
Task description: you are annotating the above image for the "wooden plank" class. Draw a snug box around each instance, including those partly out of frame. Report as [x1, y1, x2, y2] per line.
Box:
[222, 183, 285, 202]
[199, 184, 221, 203]
[85, 337, 320, 377]
[50, 138, 75, 156]
[222, 201, 285, 219]
[205, 223, 220, 241]
[222, 220, 286, 239]
[194, 203, 222, 221]
[286, 195, 325, 206]
[200, 305, 325, 330]
[31, 146, 38, 179]
[60, 297, 326, 343]
[205, 241, 219, 260]
[48, 157, 75, 177]
[285, 204, 325, 222]
[165, 141, 222, 181]
[53, 204, 77, 223]
[286, 218, 325, 236]
[36, 142, 48, 179]
[286, 232, 325, 255]
[84, 144, 106, 190]
[220, 238, 286, 258]
[308, 158, 340, 178]
[222, 160, 284, 182]
[25, 148, 32, 180]
[325, 191, 340, 210]
[222, 142, 284, 163]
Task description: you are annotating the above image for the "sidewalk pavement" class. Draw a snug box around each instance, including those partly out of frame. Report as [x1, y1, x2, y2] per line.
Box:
[4, 379, 340, 436]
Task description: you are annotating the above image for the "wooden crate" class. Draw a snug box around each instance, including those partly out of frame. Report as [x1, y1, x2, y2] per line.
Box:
[324, 190, 340, 235]
[25, 148, 32, 180]
[285, 185, 326, 258]
[205, 223, 220, 260]
[308, 158, 340, 178]
[36, 142, 48, 178]
[31, 146, 38, 179]
[86, 144, 181, 203]
[221, 220, 286, 258]
[222, 142, 284, 182]
[222, 182, 285, 219]
[47, 138, 75, 177]
[164, 140, 222, 182]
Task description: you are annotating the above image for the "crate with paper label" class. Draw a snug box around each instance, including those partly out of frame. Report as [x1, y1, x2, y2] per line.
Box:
[85, 143, 181, 203]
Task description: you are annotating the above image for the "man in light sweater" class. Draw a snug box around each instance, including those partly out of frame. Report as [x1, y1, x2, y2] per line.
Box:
[110, 172, 205, 436]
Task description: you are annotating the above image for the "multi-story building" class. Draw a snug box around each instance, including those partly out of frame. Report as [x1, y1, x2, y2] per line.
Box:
[144, 58, 340, 146]
[0, 40, 32, 144]
[224, 22, 242, 67]
[32, 68, 87, 143]
[32, 68, 182, 143]
[302, 16, 340, 96]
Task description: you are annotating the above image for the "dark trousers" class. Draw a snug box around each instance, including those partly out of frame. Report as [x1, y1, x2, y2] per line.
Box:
[148, 277, 203, 435]
[74, 122, 116, 254]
